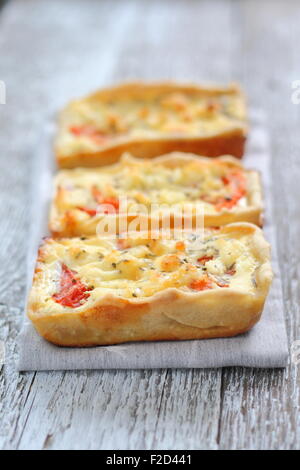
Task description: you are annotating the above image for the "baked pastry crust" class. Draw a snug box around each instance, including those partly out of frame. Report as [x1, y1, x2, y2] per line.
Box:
[49, 153, 263, 238]
[55, 82, 248, 168]
[27, 223, 272, 347]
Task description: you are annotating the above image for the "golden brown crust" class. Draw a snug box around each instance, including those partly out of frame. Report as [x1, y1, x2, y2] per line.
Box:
[57, 131, 247, 168]
[27, 223, 273, 347]
[55, 82, 248, 168]
[33, 299, 262, 347]
[83, 81, 243, 100]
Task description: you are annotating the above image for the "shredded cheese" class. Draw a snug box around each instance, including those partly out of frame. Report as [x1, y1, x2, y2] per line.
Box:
[34, 229, 260, 312]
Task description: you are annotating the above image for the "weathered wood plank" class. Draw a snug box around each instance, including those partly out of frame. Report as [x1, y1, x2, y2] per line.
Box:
[217, 0, 300, 450]
[150, 369, 222, 450]
[0, 0, 299, 450]
[17, 370, 170, 450]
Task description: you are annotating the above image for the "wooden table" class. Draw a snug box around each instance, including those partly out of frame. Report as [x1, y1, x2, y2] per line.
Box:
[0, 0, 299, 450]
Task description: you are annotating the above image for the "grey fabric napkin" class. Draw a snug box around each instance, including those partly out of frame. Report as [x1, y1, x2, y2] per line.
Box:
[17, 112, 289, 370]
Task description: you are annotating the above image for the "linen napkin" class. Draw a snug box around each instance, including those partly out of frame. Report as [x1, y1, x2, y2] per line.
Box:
[17, 112, 289, 370]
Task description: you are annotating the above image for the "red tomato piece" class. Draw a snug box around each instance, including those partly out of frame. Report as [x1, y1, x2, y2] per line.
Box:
[189, 277, 213, 291]
[77, 206, 97, 217]
[91, 186, 119, 214]
[69, 125, 108, 144]
[215, 170, 246, 211]
[52, 263, 91, 308]
[197, 255, 213, 264]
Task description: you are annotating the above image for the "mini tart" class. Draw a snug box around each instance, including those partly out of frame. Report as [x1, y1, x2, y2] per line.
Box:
[49, 153, 263, 237]
[55, 82, 248, 168]
[27, 223, 273, 347]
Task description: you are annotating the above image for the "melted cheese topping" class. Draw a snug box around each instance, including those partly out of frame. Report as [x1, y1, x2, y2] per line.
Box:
[58, 86, 247, 156]
[33, 229, 259, 313]
[53, 155, 248, 223]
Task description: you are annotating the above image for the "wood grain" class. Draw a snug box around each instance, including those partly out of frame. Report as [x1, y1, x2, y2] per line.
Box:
[0, 0, 299, 450]
[218, 0, 300, 449]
